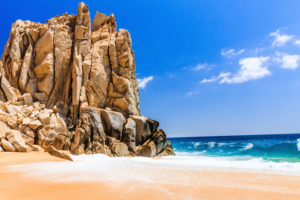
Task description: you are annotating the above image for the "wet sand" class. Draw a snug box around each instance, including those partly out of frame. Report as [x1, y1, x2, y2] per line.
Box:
[0, 152, 300, 200]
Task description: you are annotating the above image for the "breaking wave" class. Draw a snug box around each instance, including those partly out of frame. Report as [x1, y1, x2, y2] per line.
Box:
[207, 142, 216, 148]
[193, 142, 201, 148]
[241, 143, 254, 151]
[6, 153, 300, 184]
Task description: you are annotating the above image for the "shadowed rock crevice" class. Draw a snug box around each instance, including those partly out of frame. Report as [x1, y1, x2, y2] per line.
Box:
[0, 2, 174, 159]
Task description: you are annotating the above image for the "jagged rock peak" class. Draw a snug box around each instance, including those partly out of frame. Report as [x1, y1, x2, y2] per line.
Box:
[1, 2, 140, 118]
[0, 2, 174, 158]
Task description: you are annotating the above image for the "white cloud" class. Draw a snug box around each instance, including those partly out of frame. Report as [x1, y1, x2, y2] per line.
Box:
[200, 72, 231, 84]
[221, 49, 245, 58]
[221, 57, 270, 83]
[275, 54, 300, 70]
[192, 64, 206, 71]
[294, 40, 300, 46]
[269, 30, 293, 47]
[191, 63, 213, 71]
[137, 76, 154, 89]
[200, 77, 218, 83]
[201, 57, 270, 84]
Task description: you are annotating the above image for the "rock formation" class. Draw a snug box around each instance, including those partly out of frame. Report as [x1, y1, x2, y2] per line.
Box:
[0, 2, 174, 159]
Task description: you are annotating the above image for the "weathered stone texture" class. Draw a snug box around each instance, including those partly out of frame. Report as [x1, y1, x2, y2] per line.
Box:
[0, 2, 174, 159]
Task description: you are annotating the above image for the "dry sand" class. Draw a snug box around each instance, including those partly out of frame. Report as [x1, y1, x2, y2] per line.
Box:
[0, 152, 300, 200]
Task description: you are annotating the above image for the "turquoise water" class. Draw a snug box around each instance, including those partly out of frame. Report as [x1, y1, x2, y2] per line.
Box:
[7, 134, 300, 179]
[169, 134, 300, 163]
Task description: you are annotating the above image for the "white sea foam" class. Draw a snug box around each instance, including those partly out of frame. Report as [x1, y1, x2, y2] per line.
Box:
[217, 142, 226, 147]
[297, 138, 300, 151]
[207, 142, 216, 148]
[6, 153, 300, 184]
[242, 143, 254, 151]
[193, 142, 201, 147]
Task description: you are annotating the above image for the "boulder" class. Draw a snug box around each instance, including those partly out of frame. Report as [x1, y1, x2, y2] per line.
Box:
[138, 129, 175, 157]
[0, 121, 11, 138]
[45, 146, 73, 161]
[54, 113, 68, 133]
[70, 143, 85, 155]
[22, 118, 42, 130]
[101, 109, 126, 140]
[111, 142, 129, 157]
[53, 134, 71, 150]
[38, 111, 50, 125]
[122, 118, 136, 152]
[1, 138, 15, 152]
[163, 141, 175, 156]
[130, 115, 152, 145]
[71, 107, 107, 154]
[1, 75, 17, 102]
[22, 93, 33, 105]
[81, 106, 106, 144]
[4, 104, 22, 115]
[0, 112, 17, 129]
[6, 130, 31, 152]
[138, 141, 157, 157]
[37, 126, 57, 147]
[147, 118, 159, 134]
[21, 133, 34, 145]
[24, 129, 35, 138]
[91, 142, 112, 156]
[30, 144, 44, 152]
[152, 129, 167, 154]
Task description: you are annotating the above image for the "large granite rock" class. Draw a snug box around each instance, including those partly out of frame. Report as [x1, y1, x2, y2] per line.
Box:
[101, 109, 126, 140]
[0, 2, 174, 158]
[122, 118, 136, 152]
[138, 129, 175, 157]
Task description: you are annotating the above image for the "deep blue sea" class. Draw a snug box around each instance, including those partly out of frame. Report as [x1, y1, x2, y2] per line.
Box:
[168, 134, 300, 175]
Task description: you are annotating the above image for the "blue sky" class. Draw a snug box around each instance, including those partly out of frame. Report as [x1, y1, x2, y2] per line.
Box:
[1, 0, 300, 137]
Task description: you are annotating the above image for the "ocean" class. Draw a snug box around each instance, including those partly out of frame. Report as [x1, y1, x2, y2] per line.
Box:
[7, 134, 300, 183]
[169, 133, 300, 175]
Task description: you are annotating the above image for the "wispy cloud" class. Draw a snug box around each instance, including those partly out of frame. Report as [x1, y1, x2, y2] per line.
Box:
[221, 49, 245, 58]
[294, 40, 300, 46]
[200, 72, 231, 84]
[200, 28, 299, 86]
[201, 57, 270, 84]
[275, 53, 300, 70]
[269, 30, 293, 47]
[190, 63, 212, 71]
[192, 64, 206, 71]
[138, 76, 154, 89]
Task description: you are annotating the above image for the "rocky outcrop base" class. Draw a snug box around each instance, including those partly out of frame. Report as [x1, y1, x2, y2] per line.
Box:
[0, 2, 175, 160]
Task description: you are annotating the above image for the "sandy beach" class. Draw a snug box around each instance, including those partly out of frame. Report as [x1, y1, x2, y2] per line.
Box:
[0, 152, 299, 200]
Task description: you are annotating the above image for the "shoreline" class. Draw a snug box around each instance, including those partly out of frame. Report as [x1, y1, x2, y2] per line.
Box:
[1, 152, 300, 200]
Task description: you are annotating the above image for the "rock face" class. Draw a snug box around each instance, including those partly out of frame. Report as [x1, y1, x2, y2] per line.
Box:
[0, 2, 175, 159]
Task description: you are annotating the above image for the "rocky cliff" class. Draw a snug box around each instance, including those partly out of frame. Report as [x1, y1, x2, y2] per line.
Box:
[0, 2, 174, 158]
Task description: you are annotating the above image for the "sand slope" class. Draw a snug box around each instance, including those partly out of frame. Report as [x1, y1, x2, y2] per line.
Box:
[0, 152, 300, 200]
